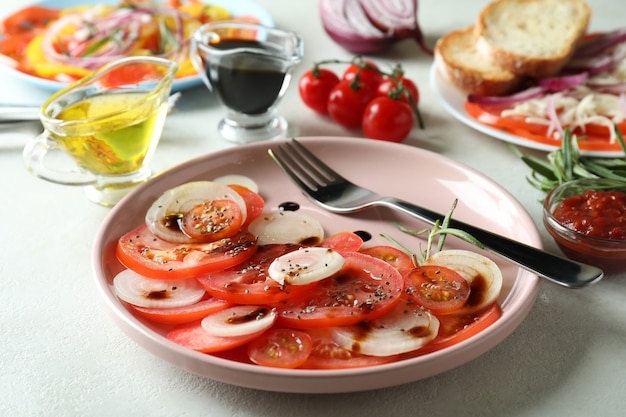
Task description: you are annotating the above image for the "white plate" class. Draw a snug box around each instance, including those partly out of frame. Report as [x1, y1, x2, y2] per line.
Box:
[0, 0, 274, 91]
[429, 64, 625, 158]
[92, 136, 541, 393]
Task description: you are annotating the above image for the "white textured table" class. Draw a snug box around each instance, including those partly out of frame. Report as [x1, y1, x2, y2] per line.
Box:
[2, 1, 625, 416]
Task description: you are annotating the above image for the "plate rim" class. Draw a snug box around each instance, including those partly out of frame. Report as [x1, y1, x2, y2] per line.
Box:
[0, 0, 274, 91]
[92, 136, 541, 393]
[429, 63, 626, 158]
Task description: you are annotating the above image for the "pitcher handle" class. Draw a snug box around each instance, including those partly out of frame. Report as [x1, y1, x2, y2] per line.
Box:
[23, 131, 96, 186]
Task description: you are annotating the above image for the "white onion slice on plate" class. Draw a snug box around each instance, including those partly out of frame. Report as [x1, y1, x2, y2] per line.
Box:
[113, 269, 206, 308]
[268, 247, 345, 285]
[213, 174, 259, 193]
[424, 249, 503, 313]
[332, 299, 440, 357]
[201, 305, 277, 337]
[248, 210, 325, 246]
[145, 181, 248, 243]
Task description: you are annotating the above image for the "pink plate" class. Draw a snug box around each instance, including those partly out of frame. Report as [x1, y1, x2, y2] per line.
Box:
[92, 136, 540, 393]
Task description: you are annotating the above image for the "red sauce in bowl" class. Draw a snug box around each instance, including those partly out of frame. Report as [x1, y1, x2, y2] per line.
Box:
[552, 190, 626, 240]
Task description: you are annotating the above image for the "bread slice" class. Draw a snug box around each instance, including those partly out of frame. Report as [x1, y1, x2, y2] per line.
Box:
[475, 0, 591, 78]
[434, 26, 525, 96]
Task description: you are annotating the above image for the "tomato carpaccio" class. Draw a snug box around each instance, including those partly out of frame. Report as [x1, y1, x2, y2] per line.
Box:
[112, 178, 503, 370]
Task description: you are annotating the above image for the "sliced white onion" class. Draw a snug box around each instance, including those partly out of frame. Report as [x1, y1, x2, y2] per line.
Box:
[145, 181, 247, 243]
[332, 299, 440, 356]
[113, 269, 205, 308]
[424, 249, 503, 313]
[200, 305, 277, 337]
[248, 211, 325, 246]
[212, 174, 259, 193]
[268, 247, 345, 285]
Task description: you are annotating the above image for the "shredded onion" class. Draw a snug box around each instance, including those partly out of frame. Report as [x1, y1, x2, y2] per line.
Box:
[40, 3, 190, 71]
[319, 0, 431, 55]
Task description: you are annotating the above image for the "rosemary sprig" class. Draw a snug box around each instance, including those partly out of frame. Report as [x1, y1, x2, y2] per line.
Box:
[382, 199, 485, 266]
[510, 126, 626, 194]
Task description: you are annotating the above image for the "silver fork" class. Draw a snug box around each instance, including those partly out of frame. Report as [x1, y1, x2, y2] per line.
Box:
[268, 139, 604, 289]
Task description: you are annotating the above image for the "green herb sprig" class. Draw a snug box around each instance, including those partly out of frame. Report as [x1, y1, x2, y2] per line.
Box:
[510, 126, 626, 193]
[381, 199, 485, 266]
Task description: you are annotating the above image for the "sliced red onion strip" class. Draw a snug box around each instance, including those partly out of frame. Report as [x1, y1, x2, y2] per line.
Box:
[574, 28, 626, 58]
[538, 72, 589, 92]
[358, 0, 417, 31]
[586, 81, 626, 94]
[467, 86, 547, 106]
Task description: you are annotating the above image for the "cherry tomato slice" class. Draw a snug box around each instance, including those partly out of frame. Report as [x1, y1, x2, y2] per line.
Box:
[404, 265, 470, 315]
[274, 251, 404, 329]
[327, 80, 375, 129]
[197, 244, 319, 304]
[181, 199, 243, 242]
[360, 245, 415, 272]
[247, 328, 313, 368]
[116, 224, 258, 280]
[298, 68, 340, 115]
[130, 295, 232, 325]
[319, 231, 364, 254]
[362, 96, 414, 142]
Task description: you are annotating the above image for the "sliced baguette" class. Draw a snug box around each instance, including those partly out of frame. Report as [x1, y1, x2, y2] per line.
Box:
[434, 26, 525, 96]
[475, 0, 591, 78]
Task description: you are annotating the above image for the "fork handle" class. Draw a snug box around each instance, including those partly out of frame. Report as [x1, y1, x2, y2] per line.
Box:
[381, 197, 603, 288]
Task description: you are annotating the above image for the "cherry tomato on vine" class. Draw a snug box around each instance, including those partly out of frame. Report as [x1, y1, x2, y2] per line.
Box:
[327, 80, 375, 129]
[298, 68, 340, 115]
[362, 96, 413, 142]
[342, 61, 383, 91]
[376, 76, 419, 105]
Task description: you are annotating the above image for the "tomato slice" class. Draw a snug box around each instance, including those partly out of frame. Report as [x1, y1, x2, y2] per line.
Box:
[166, 320, 265, 353]
[228, 184, 265, 227]
[274, 251, 404, 329]
[0, 6, 59, 36]
[403, 265, 470, 315]
[410, 303, 503, 356]
[247, 328, 313, 368]
[130, 295, 232, 325]
[116, 224, 258, 279]
[319, 230, 364, 254]
[359, 245, 415, 272]
[465, 101, 626, 153]
[181, 199, 243, 242]
[197, 244, 319, 304]
[300, 328, 399, 369]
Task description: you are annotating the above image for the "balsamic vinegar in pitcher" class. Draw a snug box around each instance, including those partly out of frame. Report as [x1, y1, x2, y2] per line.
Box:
[205, 39, 289, 115]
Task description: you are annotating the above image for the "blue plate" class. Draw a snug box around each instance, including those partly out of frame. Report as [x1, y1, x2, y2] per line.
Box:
[0, 0, 274, 91]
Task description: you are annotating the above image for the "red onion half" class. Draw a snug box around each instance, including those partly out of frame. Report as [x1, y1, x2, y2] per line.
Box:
[319, 0, 431, 55]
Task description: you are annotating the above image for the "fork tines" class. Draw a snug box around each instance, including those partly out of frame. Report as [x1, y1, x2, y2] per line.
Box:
[269, 139, 337, 192]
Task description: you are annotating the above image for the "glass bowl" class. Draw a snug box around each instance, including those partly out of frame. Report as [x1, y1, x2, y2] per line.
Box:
[543, 178, 626, 273]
